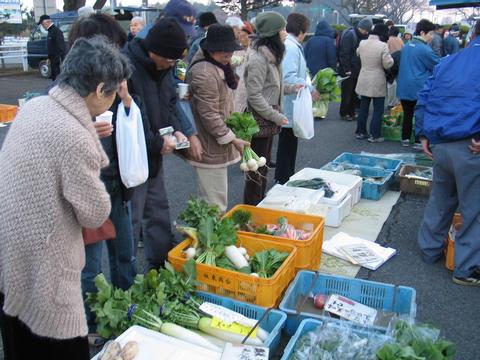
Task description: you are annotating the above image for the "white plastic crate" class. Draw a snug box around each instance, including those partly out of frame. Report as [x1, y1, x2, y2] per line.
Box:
[289, 168, 363, 205]
[258, 185, 351, 228]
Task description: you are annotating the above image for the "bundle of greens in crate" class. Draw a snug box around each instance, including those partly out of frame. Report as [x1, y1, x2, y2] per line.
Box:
[176, 198, 290, 278]
[87, 260, 272, 350]
[312, 68, 341, 118]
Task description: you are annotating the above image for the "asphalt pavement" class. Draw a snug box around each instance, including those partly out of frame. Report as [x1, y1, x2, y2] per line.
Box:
[0, 74, 478, 360]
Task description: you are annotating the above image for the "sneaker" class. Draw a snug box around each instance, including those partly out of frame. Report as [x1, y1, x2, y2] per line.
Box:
[355, 133, 368, 140]
[137, 240, 144, 248]
[401, 139, 410, 147]
[453, 269, 480, 286]
[368, 136, 385, 143]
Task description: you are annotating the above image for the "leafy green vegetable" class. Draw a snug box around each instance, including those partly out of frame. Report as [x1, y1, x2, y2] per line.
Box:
[313, 68, 341, 103]
[231, 209, 253, 231]
[196, 217, 237, 266]
[251, 250, 289, 278]
[287, 178, 335, 197]
[226, 112, 259, 142]
[178, 197, 221, 228]
[87, 260, 203, 338]
[376, 321, 456, 360]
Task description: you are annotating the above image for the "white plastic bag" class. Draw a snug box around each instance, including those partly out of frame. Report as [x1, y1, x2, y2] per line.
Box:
[292, 87, 315, 139]
[116, 101, 149, 188]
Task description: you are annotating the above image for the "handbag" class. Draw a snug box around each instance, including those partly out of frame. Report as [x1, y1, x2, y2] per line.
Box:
[248, 103, 281, 138]
[82, 218, 116, 246]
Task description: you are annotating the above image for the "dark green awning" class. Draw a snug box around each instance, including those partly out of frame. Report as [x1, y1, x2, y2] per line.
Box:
[429, 0, 480, 9]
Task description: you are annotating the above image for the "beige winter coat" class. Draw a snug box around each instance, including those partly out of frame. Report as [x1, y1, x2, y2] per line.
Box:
[244, 44, 296, 125]
[355, 35, 394, 98]
[186, 49, 241, 168]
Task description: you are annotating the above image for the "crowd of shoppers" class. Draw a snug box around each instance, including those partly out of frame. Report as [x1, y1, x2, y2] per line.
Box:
[0, 4, 478, 358]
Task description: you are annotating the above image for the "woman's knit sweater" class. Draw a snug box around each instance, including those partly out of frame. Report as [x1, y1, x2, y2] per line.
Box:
[0, 85, 111, 339]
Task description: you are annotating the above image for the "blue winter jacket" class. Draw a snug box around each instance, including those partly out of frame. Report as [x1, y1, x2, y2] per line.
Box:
[304, 21, 337, 77]
[282, 34, 313, 128]
[397, 37, 439, 101]
[443, 34, 460, 55]
[415, 36, 480, 144]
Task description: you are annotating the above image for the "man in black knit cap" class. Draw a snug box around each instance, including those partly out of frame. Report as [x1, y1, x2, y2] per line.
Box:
[123, 18, 189, 271]
[188, 12, 218, 63]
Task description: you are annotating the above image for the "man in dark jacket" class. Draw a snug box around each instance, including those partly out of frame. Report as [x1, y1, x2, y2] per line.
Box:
[443, 24, 460, 55]
[304, 20, 337, 77]
[338, 18, 372, 120]
[416, 21, 480, 286]
[123, 18, 188, 270]
[39, 15, 66, 81]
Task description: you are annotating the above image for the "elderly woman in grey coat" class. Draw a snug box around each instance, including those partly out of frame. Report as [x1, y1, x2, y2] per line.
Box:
[355, 23, 394, 143]
[0, 36, 130, 359]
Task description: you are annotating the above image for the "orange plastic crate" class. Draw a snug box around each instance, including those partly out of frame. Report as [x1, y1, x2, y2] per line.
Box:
[168, 234, 297, 307]
[0, 104, 18, 123]
[444, 213, 462, 271]
[223, 205, 324, 271]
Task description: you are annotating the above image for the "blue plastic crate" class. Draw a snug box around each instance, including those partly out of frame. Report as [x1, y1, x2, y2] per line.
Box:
[321, 162, 393, 201]
[197, 291, 286, 353]
[281, 319, 392, 360]
[333, 152, 403, 175]
[278, 271, 417, 336]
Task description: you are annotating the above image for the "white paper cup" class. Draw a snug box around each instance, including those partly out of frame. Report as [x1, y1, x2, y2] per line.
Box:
[178, 83, 189, 99]
[96, 110, 113, 125]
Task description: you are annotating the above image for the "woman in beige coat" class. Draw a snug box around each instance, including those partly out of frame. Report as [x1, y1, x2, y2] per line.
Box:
[187, 24, 248, 211]
[355, 23, 394, 143]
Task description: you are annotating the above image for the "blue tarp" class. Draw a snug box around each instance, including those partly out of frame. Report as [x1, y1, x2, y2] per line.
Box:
[429, 0, 480, 8]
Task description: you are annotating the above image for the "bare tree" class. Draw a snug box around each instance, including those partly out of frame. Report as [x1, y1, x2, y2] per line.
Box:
[321, 0, 428, 24]
[215, 0, 283, 19]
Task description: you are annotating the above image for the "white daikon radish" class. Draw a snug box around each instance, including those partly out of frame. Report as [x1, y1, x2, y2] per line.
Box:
[225, 245, 249, 269]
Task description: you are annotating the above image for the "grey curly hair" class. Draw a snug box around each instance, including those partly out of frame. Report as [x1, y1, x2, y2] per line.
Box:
[58, 35, 131, 97]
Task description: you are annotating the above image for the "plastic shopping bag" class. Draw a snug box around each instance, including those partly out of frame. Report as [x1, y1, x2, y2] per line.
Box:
[116, 101, 149, 188]
[292, 87, 315, 139]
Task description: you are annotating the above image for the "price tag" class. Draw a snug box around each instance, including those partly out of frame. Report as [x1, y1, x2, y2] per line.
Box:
[199, 302, 256, 327]
[211, 317, 257, 338]
[324, 294, 377, 326]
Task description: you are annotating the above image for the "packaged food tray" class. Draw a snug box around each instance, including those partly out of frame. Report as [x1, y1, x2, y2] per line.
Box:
[168, 234, 297, 308]
[322, 162, 393, 201]
[281, 318, 391, 360]
[289, 168, 363, 205]
[279, 270, 417, 335]
[399, 164, 432, 196]
[223, 205, 325, 271]
[333, 152, 402, 175]
[196, 291, 286, 353]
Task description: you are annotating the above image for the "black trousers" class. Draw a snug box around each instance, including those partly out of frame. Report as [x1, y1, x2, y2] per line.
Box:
[340, 76, 358, 117]
[50, 57, 61, 81]
[0, 293, 90, 360]
[275, 128, 298, 185]
[400, 99, 417, 141]
[244, 135, 273, 206]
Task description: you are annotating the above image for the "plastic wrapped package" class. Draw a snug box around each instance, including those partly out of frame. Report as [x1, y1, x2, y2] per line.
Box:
[291, 321, 391, 360]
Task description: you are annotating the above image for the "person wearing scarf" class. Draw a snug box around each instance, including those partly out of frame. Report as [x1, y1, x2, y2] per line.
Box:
[186, 24, 249, 211]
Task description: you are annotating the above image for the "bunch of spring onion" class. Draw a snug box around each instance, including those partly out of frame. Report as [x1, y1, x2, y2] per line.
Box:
[226, 112, 267, 173]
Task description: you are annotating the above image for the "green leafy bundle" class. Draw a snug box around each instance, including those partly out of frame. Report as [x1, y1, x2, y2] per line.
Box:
[86, 260, 202, 338]
[376, 321, 456, 360]
[313, 68, 341, 103]
[196, 216, 237, 266]
[178, 196, 221, 228]
[251, 249, 289, 278]
[226, 112, 259, 142]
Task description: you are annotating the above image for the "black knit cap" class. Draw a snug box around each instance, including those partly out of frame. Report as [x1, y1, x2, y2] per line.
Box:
[145, 17, 187, 59]
[198, 12, 217, 28]
[201, 23, 242, 53]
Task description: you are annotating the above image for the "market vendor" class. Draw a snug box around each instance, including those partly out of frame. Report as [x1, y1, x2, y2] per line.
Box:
[416, 20, 480, 286]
